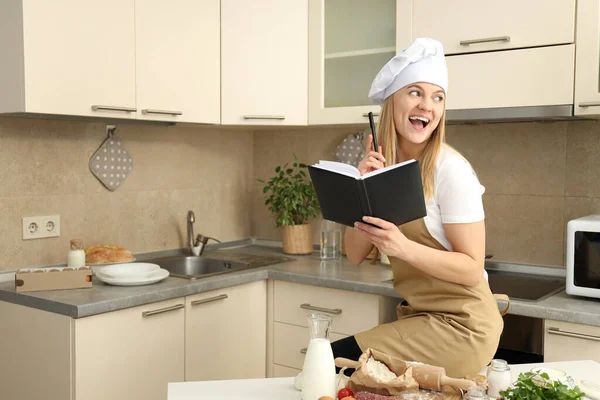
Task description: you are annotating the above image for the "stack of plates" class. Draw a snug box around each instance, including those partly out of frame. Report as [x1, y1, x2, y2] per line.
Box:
[94, 263, 169, 286]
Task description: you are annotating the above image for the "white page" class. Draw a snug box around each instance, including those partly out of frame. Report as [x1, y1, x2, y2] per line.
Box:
[362, 159, 417, 179]
[311, 160, 361, 178]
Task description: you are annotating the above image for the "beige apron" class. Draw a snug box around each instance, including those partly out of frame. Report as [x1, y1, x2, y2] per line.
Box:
[355, 218, 505, 378]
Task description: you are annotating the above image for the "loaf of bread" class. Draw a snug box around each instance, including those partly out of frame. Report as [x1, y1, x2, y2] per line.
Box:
[84, 244, 135, 264]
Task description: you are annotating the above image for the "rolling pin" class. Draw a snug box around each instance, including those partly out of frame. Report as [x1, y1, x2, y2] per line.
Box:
[335, 357, 475, 392]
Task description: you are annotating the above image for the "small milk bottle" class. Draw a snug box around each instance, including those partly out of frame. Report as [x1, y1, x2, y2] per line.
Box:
[487, 359, 512, 398]
[301, 313, 336, 400]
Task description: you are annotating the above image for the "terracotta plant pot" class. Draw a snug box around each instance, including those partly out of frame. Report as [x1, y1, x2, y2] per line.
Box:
[281, 224, 313, 255]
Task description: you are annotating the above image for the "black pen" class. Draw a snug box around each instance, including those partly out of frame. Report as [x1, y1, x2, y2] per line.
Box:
[368, 111, 378, 153]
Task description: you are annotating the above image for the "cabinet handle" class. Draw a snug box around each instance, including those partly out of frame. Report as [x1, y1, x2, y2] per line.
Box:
[142, 109, 183, 116]
[363, 112, 380, 117]
[300, 348, 307, 354]
[300, 303, 342, 315]
[243, 115, 285, 120]
[459, 36, 510, 46]
[91, 105, 137, 113]
[191, 294, 228, 306]
[548, 327, 600, 342]
[578, 102, 600, 108]
[142, 303, 185, 317]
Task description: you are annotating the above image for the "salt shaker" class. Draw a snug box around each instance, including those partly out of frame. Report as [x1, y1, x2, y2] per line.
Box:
[462, 385, 487, 400]
[487, 359, 512, 398]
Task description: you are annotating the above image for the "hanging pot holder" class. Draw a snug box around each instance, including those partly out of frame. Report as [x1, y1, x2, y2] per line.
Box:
[334, 132, 365, 167]
[89, 125, 133, 191]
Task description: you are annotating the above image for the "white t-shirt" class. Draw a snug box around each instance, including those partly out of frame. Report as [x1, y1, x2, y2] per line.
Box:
[423, 146, 485, 252]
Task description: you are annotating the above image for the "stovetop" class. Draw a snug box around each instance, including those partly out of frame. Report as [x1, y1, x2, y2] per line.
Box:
[486, 269, 565, 302]
[381, 269, 566, 302]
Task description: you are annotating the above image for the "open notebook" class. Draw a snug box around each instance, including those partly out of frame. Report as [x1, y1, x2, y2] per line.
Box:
[308, 159, 427, 227]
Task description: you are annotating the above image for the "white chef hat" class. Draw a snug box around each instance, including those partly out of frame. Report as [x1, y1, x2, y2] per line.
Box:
[368, 38, 448, 105]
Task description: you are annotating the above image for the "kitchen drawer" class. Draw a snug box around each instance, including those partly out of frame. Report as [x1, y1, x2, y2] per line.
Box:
[413, 0, 575, 55]
[274, 322, 346, 370]
[273, 281, 381, 335]
[446, 45, 574, 110]
[273, 364, 301, 378]
[544, 320, 600, 363]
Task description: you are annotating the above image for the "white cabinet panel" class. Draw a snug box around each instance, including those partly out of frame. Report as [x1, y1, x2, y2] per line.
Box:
[22, 0, 136, 118]
[221, 0, 308, 125]
[414, 0, 575, 55]
[186, 281, 267, 381]
[446, 45, 574, 110]
[135, 0, 220, 124]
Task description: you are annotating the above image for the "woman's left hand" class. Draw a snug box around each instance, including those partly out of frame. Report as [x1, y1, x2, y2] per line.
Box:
[354, 216, 410, 259]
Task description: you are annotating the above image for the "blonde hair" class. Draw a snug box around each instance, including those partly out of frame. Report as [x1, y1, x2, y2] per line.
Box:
[376, 96, 447, 200]
[369, 95, 449, 264]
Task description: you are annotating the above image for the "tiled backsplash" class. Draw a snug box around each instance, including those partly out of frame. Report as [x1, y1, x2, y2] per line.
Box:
[253, 120, 600, 268]
[2, 115, 600, 271]
[0, 116, 253, 271]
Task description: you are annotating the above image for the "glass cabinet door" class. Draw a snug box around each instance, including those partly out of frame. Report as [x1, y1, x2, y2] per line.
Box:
[309, 0, 412, 125]
[323, 0, 396, 108]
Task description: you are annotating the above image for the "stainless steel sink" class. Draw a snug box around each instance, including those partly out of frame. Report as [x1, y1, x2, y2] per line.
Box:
[145, 252, 293, 280]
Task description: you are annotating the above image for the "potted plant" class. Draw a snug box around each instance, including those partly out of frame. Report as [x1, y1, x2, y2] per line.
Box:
[257, 155, 320, 255]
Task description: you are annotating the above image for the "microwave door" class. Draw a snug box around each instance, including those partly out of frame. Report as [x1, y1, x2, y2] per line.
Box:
[574, 231, 600, 289]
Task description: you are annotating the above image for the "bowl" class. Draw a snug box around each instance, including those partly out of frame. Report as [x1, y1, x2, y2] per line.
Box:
[96, 262, 160, 279]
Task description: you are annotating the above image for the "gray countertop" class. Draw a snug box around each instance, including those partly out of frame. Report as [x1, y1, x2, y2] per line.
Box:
[1, 242, 599, 326]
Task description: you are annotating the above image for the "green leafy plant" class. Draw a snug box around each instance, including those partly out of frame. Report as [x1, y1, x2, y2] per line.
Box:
[499, 372, 584, 400]
[257, 155, 320, 228]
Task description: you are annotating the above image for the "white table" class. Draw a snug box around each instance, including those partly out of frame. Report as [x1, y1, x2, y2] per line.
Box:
[168, 360, 600, 400]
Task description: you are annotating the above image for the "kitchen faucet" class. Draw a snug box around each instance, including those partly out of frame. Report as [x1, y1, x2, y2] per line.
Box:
[187, 210, 221, 256]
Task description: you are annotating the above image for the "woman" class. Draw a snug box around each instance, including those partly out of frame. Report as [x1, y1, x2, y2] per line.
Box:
[331, 38, 504, 378]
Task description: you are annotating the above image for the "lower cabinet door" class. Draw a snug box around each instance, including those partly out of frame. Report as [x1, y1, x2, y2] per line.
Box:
[74, 297, 185, 400]
[185, 281, 267, 381]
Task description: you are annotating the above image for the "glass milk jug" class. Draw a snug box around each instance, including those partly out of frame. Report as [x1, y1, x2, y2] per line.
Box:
[301, 313, 336, 400]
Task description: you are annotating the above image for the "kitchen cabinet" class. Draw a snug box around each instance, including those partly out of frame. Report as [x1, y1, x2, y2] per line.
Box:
[267, 280, 399, 375]
[574, 0, 600, 116]
[135, 0, 220, 124]
[413, 0, 575, 55]
[0, 297, 185, 400]
[0, 0, 136, 119]
[74, 297, 185, 400]
[307, 0, 413, 125]
[445, 45, 575, 112]
[0, 0, 219, 124]
[544, 319, 600, 363]
[221, 0, 308, 126]
[185, 280, 267, 381]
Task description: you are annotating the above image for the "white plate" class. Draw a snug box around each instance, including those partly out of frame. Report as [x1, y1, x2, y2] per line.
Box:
[95, 268, 170, 286]
[99, 262, 160, 279]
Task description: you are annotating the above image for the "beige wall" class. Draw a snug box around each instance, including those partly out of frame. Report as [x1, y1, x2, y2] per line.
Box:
[0, 116, 253, 271]
[2, 115, 600, 271]
[253, 120, 600, 268]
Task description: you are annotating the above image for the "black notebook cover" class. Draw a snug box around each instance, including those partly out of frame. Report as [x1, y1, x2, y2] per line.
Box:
[308, 161, 427, 227]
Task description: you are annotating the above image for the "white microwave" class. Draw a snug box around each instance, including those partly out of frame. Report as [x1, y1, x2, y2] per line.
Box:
[566, 214, 600, 299]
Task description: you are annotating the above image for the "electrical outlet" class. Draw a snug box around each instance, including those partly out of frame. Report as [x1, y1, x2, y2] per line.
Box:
[22, 215, 60, 240]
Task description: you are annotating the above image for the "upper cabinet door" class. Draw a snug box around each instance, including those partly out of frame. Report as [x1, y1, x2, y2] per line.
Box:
[574, 0, 600, 116]
[221, 0, 308, 126]
[135, 0, 220, 124]
[413, 0, 575, 55]
[21, 0, 137, 118]
[308, 0, 412, 125]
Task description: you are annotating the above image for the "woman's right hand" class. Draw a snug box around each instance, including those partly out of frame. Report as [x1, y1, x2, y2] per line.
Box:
[357, 134, 386, 176]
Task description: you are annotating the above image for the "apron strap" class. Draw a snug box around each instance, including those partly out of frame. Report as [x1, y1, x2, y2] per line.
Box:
[494, 294, 511, 316]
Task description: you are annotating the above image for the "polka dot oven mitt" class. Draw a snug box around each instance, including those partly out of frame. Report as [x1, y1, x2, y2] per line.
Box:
[334, 132, 365, 167]
[89, 129, 133, 191]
